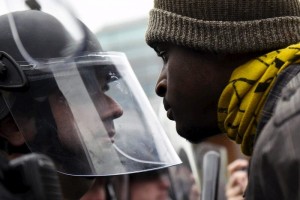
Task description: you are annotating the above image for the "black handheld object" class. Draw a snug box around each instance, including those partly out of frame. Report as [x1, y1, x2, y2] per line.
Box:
[25, 0, 41, 10]
[201, 151, 220, 200]
[0, 153, 62, 200]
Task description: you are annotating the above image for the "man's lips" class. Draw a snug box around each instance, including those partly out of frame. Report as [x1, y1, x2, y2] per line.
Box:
[166, 109, 174, 120]
[164, 99, 174, 120]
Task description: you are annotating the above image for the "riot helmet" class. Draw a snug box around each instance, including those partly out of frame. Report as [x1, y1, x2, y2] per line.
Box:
[0, 2, 180, 176]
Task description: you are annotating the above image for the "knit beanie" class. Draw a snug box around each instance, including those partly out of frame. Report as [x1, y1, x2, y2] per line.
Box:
[145, 0, 300, 54]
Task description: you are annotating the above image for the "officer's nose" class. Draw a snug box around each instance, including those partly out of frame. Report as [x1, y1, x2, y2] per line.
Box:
[103, 94, 123, 120]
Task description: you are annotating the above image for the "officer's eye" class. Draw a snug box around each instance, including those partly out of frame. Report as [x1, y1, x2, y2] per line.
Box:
[102, 84, 110, 92]
[101, 71, 120, 92]
[107, 71, 119, 82]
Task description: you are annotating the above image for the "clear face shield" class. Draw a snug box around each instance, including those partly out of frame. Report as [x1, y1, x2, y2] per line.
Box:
[0, 0, 181, 176]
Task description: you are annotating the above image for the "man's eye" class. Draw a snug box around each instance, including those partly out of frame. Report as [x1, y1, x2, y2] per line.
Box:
[154, 45, 169, 62]
[156, 50, 168, 62]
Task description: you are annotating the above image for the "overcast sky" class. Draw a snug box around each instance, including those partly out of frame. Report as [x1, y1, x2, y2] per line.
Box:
[67, 0, 154, 32]
[0, 0, 154, 32]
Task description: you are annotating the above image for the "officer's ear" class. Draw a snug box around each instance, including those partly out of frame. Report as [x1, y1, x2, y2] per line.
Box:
[0, 114, 26, 147]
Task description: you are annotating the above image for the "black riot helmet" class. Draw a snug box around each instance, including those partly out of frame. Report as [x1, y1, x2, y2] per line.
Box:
[0, 9, 180, 176]
[0, 10, 101, 118]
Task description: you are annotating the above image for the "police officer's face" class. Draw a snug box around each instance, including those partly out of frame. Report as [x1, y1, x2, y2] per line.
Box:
[48, 69, 123, 154]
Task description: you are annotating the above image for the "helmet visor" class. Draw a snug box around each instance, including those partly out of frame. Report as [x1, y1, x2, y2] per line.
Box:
[2, 52, 181, 176]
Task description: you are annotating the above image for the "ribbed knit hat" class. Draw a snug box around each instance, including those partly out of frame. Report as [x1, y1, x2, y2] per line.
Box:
[146, 0, 300, 54]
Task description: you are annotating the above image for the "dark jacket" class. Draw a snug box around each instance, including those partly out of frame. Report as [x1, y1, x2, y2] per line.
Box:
[246, 64, 300, 199]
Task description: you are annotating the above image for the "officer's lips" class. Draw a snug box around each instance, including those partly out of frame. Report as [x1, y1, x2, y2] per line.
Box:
[103, 121, 116, 142]
[107, 130, 116, 143]
[98, 131, 115, 143]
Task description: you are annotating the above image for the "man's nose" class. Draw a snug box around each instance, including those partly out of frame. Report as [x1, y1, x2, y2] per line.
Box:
[155, 70, 167, 97]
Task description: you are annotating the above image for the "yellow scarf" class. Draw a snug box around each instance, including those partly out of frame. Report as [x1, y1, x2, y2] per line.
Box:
[218, 43, 300, 156]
